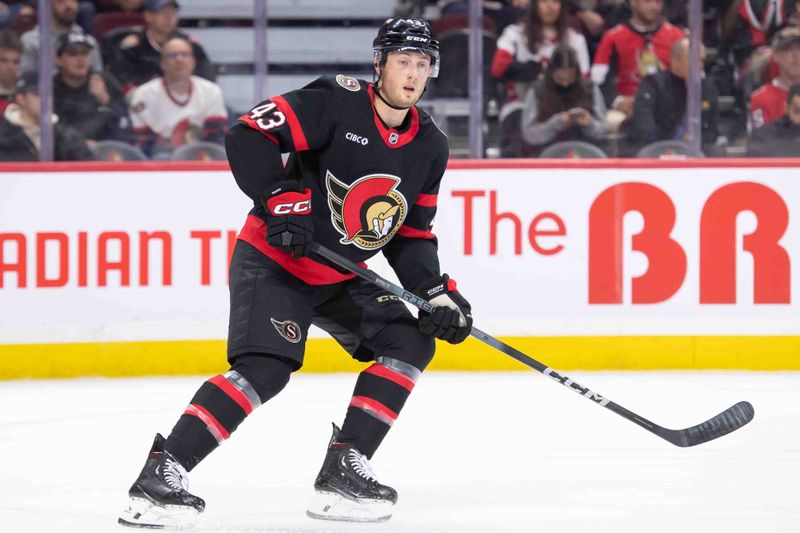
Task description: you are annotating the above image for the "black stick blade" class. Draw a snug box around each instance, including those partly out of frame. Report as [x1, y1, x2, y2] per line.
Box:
[660, 401, 755, 447]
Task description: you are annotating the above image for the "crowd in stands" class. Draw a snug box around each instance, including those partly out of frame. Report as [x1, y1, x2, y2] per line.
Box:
[401, 0, 800, 157]
[519, 44, 607, 154]
[0, 0, 798, 160]
[0, 0, 227, 161]
[628, 38, 719, 153]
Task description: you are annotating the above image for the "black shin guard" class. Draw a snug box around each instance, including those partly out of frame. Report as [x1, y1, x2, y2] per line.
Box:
[164, 354, 292, 470]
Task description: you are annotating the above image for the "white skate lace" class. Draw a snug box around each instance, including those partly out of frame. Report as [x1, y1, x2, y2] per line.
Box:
[347, 449, 378, 482]
[162, 456, 190, 491]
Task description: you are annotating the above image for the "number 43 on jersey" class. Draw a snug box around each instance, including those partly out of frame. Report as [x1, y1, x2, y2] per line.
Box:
[249, 102, 286, 131]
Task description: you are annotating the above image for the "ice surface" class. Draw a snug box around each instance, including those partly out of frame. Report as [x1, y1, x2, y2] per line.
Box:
[0, 371, 797, 532]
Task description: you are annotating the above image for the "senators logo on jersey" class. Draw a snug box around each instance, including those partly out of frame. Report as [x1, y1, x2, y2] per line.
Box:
[326, 171, 408, 250]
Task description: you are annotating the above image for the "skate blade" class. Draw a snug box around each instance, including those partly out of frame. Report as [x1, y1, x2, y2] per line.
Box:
[118, 497, 199, 529]
[306, 490, 393, 523]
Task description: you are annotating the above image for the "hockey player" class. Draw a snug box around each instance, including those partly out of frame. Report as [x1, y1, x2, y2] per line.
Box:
[119, 17, 473, 528]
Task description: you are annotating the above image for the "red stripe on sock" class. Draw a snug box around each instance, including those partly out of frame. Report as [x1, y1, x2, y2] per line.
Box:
[184, 404, 229, 442]
[349, 396, 398, 426]
[364, 364, 416, 392]
[209, 374, 254, 415]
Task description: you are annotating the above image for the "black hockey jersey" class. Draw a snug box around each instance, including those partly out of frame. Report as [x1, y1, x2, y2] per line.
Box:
[225, 75, 449, 290]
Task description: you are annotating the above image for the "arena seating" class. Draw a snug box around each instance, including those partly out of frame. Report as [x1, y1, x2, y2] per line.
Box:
[635, 140, 700, 158]
[539, 140, 609, 159]
[180, 0, 398, 20]
[171, 141, 227, 161]
[91, 140, 149, 161]
[181, 0, 396, 114]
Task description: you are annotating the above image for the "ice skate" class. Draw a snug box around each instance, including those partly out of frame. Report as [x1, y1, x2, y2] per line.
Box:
[118, 434, 205, 529]
[306, 424, 397, 523]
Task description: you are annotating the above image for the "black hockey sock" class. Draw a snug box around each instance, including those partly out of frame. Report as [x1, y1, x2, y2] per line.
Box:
[339, 356, 422, 458]
[164, 354, 291, 470]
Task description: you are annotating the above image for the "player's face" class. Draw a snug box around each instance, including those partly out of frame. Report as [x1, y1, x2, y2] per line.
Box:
[379, 51, 432, 107]
[57, 46, 91, 79]
[537, 0, 561, 26]
[788, 95, 800, 126]
[631, 0, 663, 25]
[0, 48, 20, 86]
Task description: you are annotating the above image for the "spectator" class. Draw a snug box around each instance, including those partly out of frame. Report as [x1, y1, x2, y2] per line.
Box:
[492, 0, 591, 155]
[0, 1, 35, 29]
[0, 29, 21, 115]
[727, 0, 797, 66]
[108, 0, 215, 95]
[20, 0, 102, 74]
[591, 0, 685, 120]
[758, 2, 800, 85]
[749, 27, 800, 129]
[128, 35, 226, 158]
[0, 71, 93, 161]
[748, 82, 800, 156]
[494, 0, 533, 34]
[791, 0, 800, 26]
[53, 31, 128, 141]
[520, 45, 607, 154]
[600, 0, 688, 29]
[567, 0, 606, 46]
[630, 38, 720, 152]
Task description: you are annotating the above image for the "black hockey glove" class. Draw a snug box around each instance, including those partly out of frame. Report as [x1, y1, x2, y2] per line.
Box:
[262, 180, 314, 258]
[415, 274, 473, 344]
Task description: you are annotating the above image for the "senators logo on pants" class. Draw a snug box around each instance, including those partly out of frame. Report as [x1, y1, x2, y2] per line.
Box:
[270, 318, 302, 343]
[326, 171, 408, 250]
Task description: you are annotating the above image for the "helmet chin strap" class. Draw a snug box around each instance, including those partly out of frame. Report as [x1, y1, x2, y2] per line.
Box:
[374, 84, 414, 111]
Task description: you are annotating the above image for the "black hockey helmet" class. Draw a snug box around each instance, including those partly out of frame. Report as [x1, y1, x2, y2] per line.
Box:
[373, 18, 440, 78]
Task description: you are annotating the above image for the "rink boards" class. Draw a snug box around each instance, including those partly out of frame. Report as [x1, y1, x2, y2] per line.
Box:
[1, 159, 799, 378]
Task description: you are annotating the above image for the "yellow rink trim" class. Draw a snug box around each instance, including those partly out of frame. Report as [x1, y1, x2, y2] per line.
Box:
[0, 335, 798, 379]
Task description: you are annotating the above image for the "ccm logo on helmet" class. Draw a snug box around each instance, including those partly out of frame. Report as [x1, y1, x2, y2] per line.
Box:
[346, 132, 369, 145]
[272, 200, 311, 215]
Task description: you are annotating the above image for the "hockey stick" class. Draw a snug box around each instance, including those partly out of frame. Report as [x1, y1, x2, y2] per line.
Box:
[308, 242, 754, 447]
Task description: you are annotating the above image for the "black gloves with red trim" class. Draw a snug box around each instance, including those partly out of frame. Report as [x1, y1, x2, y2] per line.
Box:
[415, 274, 473, 344]
[262, 180, 314, 258]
